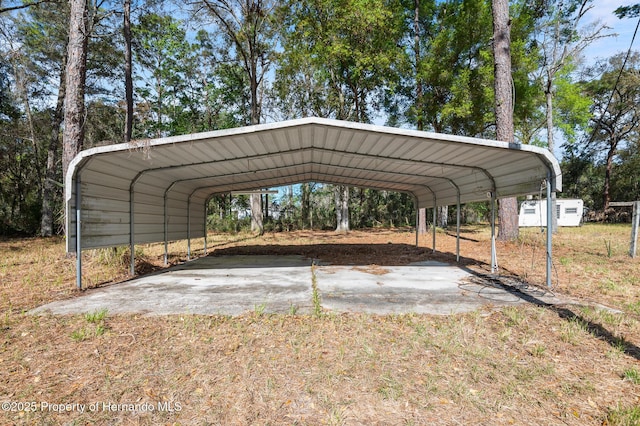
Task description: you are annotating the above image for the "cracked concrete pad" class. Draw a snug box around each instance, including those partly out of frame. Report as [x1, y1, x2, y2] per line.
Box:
[314, 261, 512, 315]
[31, 256, 582, 317]
[32, 255, 314, 316]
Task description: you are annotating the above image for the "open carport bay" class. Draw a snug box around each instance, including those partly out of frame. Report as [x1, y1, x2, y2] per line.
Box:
[32, 255, 570, 316]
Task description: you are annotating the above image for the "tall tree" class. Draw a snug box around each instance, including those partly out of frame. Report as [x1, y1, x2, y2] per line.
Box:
[61, 0, 118, 196]
[15, 2, 71, 236]
[0, 22, 43, 234]
[582, 52, 640, 209]
[62, 0, 89, 186]
[615, 3, 640, 19]
[10, 1, 119, 235]
[393, 0, 543, 140]
[492, 0, 518, 241]
[0, 1, 59, 14]
[123, 0, 133, 142]
[198, 0, 277, 235]
[410, 0, 435, 234]
[535, 0, 609, 154]
[278, 0, 406, 232]
[133, 12, 198, 137]
[394, 0, 496, 232]
[534, 0, 609, 231]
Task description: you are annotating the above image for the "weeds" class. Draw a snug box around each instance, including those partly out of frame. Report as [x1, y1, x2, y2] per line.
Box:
[605, 404, 640, 426]
[625, 301, 640, 315]
[254, 303, 267, 316]
[85, 308, 108, 323]
[560, 316, 590, 345]
[604, 239, 613, 258]
[95, 246, 131, 268]
[311, 263, 322, 317]
[559, 257, 571, 267]
[71, 328, 88, 342]
[378, 373, 403, 400]
[623, 367, 640, 384]
[600, 278, 619, 292]
[503, 307, 525, 327]
[72, 308, 109, 341]
[530, 344, 546, 357]
[288, 304, 298, 315]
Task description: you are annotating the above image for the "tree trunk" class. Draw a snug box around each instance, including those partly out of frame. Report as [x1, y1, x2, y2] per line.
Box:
[248, 44, 263, 235]
[301, 183, 311, 229]
[545, 84, 558, 233]
[492, 0, 518, 241]
[418, 208, 427, 234]
[414, 0, 423, 132]
[498, 198, 519, 240]
[199, 1, 272, 235]
[62, 0, 89, 185]
[250, 192, 264, 234]
[11, 59, 42, 190]
[437, 205, 448, 228]
[335, 185, 349, 232]
[414, 0, 428, 236]
[41, 62, 67, 236]
[545, 76, 554, 154]
[603, 140, 617, 210]
[123, 0, 133, 142]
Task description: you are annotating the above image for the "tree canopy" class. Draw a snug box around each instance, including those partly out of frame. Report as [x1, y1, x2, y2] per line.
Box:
[0, 0, 636, 236]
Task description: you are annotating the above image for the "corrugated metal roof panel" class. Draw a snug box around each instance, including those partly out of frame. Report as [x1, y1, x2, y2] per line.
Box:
[66, 117, 561, 252]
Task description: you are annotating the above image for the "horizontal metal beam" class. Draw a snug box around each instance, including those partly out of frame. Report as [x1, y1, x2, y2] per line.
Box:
[231, 190, 278, 195]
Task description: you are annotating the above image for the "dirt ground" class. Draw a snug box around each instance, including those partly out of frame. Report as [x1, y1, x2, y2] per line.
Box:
[1, 225, 640, 425]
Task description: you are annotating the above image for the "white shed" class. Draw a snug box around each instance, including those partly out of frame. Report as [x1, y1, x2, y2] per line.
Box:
[519, 199, 584, 227]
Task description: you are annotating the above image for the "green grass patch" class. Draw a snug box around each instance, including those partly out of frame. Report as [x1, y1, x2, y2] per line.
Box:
[605, 404, 640, 426]
[84, 308, 108, 323]
[623, 367, 640, 385]
[311, 263, 322, 318]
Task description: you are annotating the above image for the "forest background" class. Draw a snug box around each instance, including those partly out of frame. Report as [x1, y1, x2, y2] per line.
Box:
[1, 0, 639, 237]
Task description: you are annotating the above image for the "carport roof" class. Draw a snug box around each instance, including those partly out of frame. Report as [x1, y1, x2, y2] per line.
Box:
[66, 117, 561, 252]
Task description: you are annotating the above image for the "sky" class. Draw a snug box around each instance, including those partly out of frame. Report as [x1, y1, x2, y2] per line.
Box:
[545, 1, 639, 159]
[582, 1, 639, 63]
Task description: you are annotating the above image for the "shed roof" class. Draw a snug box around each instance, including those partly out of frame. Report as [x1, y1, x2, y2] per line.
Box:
[66, 117, 561, 252]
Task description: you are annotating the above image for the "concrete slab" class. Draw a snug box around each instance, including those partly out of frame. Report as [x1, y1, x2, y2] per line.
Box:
[32, 256, 314, 316]
[32, 255, 575, 317]
[314, 261, 519, 315]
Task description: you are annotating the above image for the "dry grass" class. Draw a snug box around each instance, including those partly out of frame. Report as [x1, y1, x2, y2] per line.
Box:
[1, 224, 639, 425]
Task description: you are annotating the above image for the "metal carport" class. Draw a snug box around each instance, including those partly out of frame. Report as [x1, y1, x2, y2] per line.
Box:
[66, 117, 562, 289]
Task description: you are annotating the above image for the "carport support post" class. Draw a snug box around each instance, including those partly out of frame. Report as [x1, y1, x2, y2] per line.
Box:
[631, 201, 639, 258]
[432, 199, 437, 253]
[413, 196, 419, 247]
[129, 186, 135, 276]
[204, 194, 214, 255]
[415, 208, 419, 247]
[456, 193, 461, 262]
[75, 174, 82, 290]
[187, 197, 191, 261]
[203, 201, 208, 255]
[490, 192, 497, 274]
[164, 190, 169, 266]
[163, 183, 177, 266]
[546, 175, 553, 287]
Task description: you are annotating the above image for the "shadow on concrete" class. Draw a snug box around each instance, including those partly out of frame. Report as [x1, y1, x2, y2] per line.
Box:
[205, 242, 463, 268]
